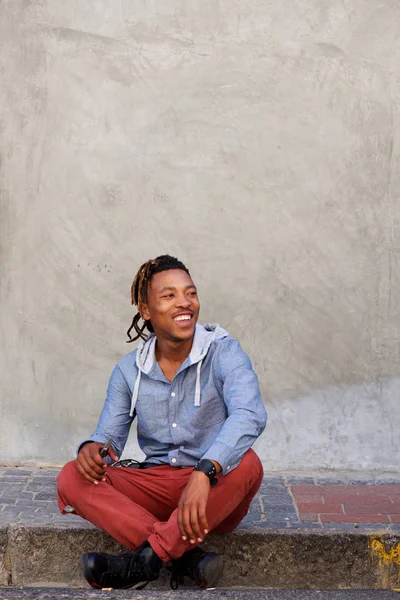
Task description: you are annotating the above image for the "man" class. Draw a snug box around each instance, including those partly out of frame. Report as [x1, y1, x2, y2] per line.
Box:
[57, 255, 267, 590]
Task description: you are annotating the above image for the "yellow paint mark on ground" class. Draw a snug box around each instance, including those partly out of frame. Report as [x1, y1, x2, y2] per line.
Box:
[369, 537, 400, 588]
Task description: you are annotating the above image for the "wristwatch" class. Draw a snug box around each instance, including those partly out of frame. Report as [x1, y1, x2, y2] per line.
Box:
[194, 459, 218, 486]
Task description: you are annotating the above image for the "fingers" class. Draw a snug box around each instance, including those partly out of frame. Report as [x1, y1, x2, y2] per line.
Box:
[182, 503, 196, 543]
[190, 504, 203, 542]
[179, 503, 205, 544]
[198, 503, 209, 536]
[78, 453, 105, 483]
[75, 457, 101, 484]
[107, 446, 119, 463]
[87, 446, 107, 470]
[178, 474, 211, 543]
[84, 452, 106, 479]
[177, 501, 185, 540]
[77, 443, 106, 483]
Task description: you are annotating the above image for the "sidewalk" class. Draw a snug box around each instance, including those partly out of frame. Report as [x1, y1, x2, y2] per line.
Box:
[0, 466, 400, 589]
[1, 467, 399, 530]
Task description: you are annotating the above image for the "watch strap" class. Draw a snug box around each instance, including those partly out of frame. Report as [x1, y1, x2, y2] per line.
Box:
[194, 459, 218, 485]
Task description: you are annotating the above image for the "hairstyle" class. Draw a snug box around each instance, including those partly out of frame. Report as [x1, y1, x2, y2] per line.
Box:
[126, 254, 191, 342]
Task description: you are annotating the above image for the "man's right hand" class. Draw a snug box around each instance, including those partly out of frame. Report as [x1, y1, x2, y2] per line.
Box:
[75, 442, 119, 484]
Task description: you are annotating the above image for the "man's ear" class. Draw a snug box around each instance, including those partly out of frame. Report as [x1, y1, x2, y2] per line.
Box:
[141, 304, 151, 321]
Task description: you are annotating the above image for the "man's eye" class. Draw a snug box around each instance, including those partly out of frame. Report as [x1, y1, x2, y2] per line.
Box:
[189, 291, 197, 296]
[162, 294, 174, 298]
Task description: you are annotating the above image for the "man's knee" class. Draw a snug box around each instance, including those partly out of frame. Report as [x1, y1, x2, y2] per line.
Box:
[56, 460, 84, 501]
[236, 449, 263, 487]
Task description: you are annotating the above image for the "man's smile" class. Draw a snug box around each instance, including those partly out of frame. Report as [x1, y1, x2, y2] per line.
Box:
[173, 312, 194, 324]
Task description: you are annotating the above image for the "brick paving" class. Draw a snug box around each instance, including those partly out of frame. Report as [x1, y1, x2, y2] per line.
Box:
[0, 466, 400, 531]
[291, 483, 400, 526]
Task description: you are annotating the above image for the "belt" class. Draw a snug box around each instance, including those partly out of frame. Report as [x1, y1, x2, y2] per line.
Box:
[112, 459, 160, 469]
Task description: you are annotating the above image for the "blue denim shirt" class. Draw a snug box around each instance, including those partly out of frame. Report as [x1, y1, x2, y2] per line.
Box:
[82, 323, 267, 474]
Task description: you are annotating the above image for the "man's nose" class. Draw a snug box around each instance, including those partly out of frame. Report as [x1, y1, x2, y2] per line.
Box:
[176, 294, 191, 307]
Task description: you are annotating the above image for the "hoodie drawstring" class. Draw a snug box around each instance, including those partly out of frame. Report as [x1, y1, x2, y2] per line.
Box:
[194, 359, 203, 407]
[130, 369, 142, 417]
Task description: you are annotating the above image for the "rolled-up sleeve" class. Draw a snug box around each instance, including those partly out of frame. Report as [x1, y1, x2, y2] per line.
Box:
[77, 363, 134, 461]
[202, 338, 267, 473]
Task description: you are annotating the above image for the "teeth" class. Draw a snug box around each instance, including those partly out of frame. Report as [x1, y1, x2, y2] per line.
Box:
[175, 315, 191, 322]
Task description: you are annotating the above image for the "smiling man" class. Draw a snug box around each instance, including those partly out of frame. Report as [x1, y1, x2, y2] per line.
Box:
[57, 255, 267, 590]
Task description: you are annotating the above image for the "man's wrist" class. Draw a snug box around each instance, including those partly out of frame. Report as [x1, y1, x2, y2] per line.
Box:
[194, 459, 219, 486]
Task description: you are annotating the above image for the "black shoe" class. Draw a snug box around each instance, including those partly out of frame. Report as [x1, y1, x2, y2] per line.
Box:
[169, 547, 224, 589]
[82, 541, 162, 590]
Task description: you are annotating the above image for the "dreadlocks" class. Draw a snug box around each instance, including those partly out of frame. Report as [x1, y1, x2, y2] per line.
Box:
[126, 255, 191, 343]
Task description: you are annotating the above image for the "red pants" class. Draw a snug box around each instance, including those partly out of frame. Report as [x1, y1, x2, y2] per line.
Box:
[57, 449, 263, 562]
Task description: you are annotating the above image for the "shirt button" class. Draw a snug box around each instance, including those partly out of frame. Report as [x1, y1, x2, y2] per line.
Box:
[180, 446, 185, 450]
[227, 465, 231, 470]
[171, 392, 176, 397]
[172, 423, 177, 428]
[171, 458, 177, 464]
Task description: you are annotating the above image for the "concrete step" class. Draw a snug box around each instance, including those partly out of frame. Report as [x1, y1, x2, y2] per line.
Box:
[0, 588, 399, 600]
[1, 468, 400, 590]
[1, 525, 400, 590]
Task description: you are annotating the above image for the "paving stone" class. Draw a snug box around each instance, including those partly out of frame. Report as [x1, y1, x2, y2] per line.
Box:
[0, 487, 24, 496]
[315, 478, 348, 485]
[26, 484, 55, 492]
[261, 485, 291, 492]
[0, 470, 32, 476]
[321, 522, 377, 530]
[288, 522, 322, 529]
[239, 511, 263, 524]
[34, 494, 57, 501]
[262, 476, 285, 484]
[345, 479, 388, 485]
[251, 520, 290, 528]
[259, 482, 287, 491]
[265, 507, 298, 516]
[368, 481, 396, 486]
[261, 487, 292, 496]
[15, 498, 49, 505]
[351, 523, 395, 530]
[299, 513, 319, 522]
[286, 476, 316, 484]
[30, 477, 57, 484]
[297, 502, 343, 513]
[14, 503, 45, 511]
[262, 497, 294, 507]
[249, 496, 263, 511]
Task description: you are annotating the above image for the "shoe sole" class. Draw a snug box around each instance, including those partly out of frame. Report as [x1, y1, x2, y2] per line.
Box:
[81, 554, 149, 590]
[198, 554, 224, 588]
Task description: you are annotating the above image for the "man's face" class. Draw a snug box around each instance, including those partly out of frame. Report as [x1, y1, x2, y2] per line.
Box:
[141, 269, 200, 343]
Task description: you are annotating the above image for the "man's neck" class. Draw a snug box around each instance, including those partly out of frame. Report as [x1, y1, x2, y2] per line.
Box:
[155, 336, 194, 366]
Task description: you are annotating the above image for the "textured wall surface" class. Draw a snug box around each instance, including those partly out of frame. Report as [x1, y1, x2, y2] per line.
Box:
[1, 0, 399, 470]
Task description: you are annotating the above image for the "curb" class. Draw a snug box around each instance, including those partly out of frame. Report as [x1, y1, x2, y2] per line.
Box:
[1, 525, 399, 589]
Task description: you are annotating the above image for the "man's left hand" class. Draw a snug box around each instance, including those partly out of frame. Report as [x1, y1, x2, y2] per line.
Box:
[178, 471, 210, 543]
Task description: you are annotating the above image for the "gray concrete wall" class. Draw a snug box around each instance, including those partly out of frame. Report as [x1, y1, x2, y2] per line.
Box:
[1, 0, 399, 471]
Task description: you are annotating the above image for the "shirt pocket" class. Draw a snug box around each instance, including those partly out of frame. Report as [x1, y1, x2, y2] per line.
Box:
[190, 388, 227, 429]
[135, 394, 165, 435]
